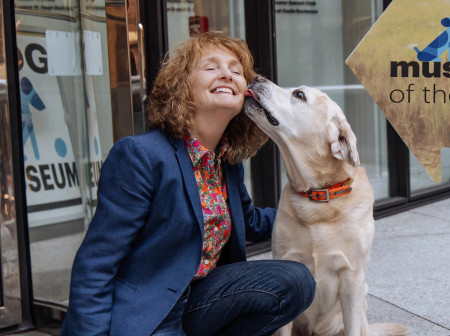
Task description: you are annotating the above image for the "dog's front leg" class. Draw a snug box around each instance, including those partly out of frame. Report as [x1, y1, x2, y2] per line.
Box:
[338, 269, 369, 336]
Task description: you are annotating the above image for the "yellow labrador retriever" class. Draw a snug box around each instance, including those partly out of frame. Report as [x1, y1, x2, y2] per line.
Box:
[244, 76, 407, 336]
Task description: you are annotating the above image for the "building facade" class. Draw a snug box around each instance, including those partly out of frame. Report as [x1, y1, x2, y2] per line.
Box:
[1, 0, 449, 333]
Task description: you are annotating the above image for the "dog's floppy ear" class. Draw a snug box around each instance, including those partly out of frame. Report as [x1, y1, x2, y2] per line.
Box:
[328, 116, 360, 167]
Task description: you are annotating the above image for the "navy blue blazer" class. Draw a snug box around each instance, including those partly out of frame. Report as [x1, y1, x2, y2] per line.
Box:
[60, 129, 276, 336]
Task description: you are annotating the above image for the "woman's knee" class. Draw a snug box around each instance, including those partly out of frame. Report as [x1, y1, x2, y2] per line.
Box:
[278, 261, 316, 317]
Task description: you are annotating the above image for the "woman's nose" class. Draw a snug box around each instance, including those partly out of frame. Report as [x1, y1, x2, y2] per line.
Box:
[219, 68, 233, 81]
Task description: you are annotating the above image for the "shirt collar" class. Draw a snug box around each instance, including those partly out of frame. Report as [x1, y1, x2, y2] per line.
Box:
[185, 131, 229, 166]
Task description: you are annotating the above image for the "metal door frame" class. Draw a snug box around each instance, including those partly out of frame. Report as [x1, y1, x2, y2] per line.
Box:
[0, 0, 34, 333]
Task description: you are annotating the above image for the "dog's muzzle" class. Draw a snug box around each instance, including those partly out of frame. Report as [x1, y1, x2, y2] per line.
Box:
[244, 79, 280, 126]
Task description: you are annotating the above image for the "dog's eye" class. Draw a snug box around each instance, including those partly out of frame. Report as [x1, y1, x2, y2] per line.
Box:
[293, 90, 306, 101]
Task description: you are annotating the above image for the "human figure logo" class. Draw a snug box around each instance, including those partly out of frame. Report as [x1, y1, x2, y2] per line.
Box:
[20, 76, 45, 161]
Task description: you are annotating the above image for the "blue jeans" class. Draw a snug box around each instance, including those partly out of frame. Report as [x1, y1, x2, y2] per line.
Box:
[151, 260, 316, 336]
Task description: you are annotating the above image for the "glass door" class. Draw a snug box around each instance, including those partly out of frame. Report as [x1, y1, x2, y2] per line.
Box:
[14, 0, 91, 306]
[0, 0, 23, 327]
[274, 0, 389, 200]
[13, 0, 147, 311]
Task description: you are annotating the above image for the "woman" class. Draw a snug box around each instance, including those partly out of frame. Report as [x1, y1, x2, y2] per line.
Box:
[61, 31, 315, 336]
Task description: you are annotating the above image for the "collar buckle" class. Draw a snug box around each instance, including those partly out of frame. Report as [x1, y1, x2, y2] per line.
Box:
[308, 188, 330, 202]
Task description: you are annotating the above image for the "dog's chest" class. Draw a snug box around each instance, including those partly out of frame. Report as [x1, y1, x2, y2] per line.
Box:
[273, 188, 375, 274]
[311, 222, 372, 272]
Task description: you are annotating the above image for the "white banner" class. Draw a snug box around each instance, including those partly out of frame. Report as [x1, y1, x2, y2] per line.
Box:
[17, 33, 102, 227]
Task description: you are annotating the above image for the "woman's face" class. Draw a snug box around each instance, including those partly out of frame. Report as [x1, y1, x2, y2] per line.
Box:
[188, 46, 247, 120]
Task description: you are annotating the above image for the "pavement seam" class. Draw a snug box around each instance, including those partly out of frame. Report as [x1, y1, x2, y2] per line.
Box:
[368, 294, 450, 331]
[409, 209, 450, 223]
[375, 231, 450, 240]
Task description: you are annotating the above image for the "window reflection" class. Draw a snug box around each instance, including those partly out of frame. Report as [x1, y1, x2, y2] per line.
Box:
[127, 0, 146, 134]
[410, 148, 450, 192]
[167, 0, 246, 53]
[15, 0, 113, 304]
[275, 0, 389, 200]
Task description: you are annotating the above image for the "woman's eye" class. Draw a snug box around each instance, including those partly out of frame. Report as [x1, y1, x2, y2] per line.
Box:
[293, 90, 306, 101]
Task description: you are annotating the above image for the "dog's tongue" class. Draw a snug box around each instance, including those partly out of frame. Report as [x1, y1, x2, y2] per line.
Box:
[245, 89, 258, 101]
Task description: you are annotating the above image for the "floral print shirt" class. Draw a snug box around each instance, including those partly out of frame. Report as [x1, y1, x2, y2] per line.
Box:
[185, 132, 232, 280]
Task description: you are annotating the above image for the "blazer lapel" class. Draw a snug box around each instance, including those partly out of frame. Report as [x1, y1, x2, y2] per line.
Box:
[172, 137, 204, 235]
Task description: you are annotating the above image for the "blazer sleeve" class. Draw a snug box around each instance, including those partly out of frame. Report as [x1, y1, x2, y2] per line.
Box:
[61, 136, 154, 336]
[237, 163, 277, 242]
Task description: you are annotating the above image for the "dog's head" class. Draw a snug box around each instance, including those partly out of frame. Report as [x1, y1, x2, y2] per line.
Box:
[244, 76, 359, 188]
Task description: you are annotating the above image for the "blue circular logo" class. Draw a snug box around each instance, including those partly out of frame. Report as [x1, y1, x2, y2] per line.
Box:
[55, 138, 67, 158]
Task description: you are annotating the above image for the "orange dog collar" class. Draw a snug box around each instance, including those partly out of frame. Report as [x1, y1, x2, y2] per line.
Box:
[298, 179, 352, 202]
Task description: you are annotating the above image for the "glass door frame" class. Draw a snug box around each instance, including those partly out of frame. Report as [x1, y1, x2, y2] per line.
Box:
[2, 0, 72, 333]
[1, 0, 33, 333]
[243, 0, 280, 255]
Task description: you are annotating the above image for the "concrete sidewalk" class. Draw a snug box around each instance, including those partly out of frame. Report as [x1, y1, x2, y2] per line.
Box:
[250, 198, 450, 336]
[11, 198, 450, 336]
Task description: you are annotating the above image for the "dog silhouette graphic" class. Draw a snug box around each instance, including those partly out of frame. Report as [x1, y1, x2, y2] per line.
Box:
[414, 17, 450, 62]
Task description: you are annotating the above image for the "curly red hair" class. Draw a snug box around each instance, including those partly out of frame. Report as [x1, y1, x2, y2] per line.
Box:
[147, 31, 268, 164]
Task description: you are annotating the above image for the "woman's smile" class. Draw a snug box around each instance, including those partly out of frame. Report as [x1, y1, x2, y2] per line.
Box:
[212, 86, 234, 94]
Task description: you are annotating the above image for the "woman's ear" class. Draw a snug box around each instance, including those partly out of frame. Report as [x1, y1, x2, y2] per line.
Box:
[328, 116, 360, 167]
